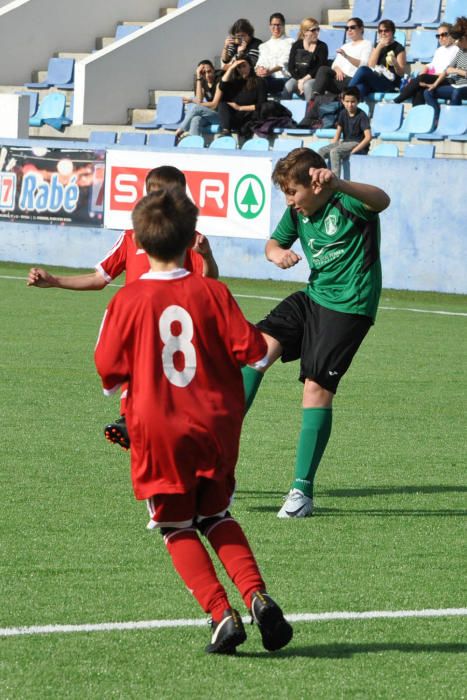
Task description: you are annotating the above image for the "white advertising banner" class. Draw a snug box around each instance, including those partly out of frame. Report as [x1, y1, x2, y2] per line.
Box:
[104, 150, 273, 239]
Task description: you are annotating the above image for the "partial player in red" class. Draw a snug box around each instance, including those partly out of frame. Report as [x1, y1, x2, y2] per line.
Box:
[28, 165, 218, 450]
[94, 187, 293, 654]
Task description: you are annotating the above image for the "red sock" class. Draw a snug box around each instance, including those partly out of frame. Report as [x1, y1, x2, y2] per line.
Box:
[164, 528, 230, 622]
[204, 517, 265, 610]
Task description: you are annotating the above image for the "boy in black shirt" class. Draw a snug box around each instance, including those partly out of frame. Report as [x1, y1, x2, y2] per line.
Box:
[318, 87, 372, 176]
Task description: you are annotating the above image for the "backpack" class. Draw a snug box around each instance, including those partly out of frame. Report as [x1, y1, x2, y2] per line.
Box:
[298, 94, 342, 129]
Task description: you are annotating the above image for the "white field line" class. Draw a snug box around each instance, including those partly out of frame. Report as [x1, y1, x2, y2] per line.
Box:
[1, 607, 466, 638]
[2, 275, 466, 317]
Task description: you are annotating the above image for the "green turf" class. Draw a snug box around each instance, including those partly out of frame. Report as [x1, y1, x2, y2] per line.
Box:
[1, 262, 466, 699]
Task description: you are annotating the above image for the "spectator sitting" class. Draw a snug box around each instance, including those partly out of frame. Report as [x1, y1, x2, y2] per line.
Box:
[312, 17, 373, 97]
[422, 16, 467, 120]
[394, 24, 459, 105]
[348, 19, 406, 99]
[318, 87, 372, 177]
[255, 12, 293, 96]
[221, 18, 262, 70]
[217, 57, 266, 143]
[282, 17, 328, 101]
[176, 60, 222, 141]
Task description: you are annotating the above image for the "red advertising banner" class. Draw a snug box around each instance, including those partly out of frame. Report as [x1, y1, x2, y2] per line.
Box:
[0, 144, 105, 226]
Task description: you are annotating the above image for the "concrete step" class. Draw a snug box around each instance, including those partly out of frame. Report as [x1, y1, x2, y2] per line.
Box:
[120, 20, 151, 26]
[55, 52, 91, 61]
[159, 7, 178, 17]
[327, 9, 351, 23]
[95, 37, 116, 50]
[147, 89, 192, 107]
[130, 108, 155, 123]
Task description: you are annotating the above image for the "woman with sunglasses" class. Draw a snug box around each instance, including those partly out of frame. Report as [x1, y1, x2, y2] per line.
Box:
[348, 19, 406, 99]
[422, 16, 467, 119]
[394, 24, 459, 105]
[312, 17, 372, 96]
[281, 17, 328, 101]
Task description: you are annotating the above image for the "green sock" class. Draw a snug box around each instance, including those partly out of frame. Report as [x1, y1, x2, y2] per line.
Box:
[241, 366, 264, 413]
[292, 407, 332, 498]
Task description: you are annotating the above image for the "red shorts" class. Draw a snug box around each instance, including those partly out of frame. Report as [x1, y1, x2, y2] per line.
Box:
[146, 475, 235, 530]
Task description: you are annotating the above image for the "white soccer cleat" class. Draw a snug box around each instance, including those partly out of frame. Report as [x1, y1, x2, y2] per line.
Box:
[277, 489, 313, 518]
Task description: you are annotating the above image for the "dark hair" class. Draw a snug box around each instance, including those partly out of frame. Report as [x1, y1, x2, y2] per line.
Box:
[230, 18, 254, 37]
[197, 59, 214, 68]
[449, 16, 467, 40]
[145, 165, 186, 193]
[272, 148, 326, 190]
[378, 19, 396, 34]
[341, 86, 361, 101]
[269, 12, 285, 24]
[233, 56, 257, 90]
[132, 188, 198, 261]
[348, 17, 364, 29]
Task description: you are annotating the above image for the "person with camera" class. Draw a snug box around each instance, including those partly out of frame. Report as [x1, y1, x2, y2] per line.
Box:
[221, 18, 262, 70]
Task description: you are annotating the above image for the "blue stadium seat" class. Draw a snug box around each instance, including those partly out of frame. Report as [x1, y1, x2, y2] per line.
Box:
[25, 57, 75, 90]
[177, 0, 195, 6]
[333, 0, 381, 26]
[319, 28, 345, 60]
[394, 29, 407, 47]
[134, 96, 184, 130]
[288, 27, 299, 40]
[315, 128, 337, 138]
[398, 0, 441, 27]
[88, 131, 117, 145]
[177, 134, 205, 148]
[365, 29, 377, 46]
[147, 133, 177, 148]
[16, 91, 39, 117]
[404, 143, 435, 157]
[308, 139, 331, 152]
[115, 25, 142, 40]
[274, 99, 312, 135]
[43, 95, 74, 131]
[370, 103, 404, 136]
[380, 105, 435, 140]
[449, 133, 467, 142]
[119, 132, 147, 146]
[444, 0, 466, 24]
[241, 137, 269, 151]
[371, 0, 411, 26]
[209, 135, 237, 149]
[417, 105, 467, 140]
[29, 93, 66, 127]
[369, 143, 399, 156]
[272, 138, 304, 152]
[406, 30, 438, 63]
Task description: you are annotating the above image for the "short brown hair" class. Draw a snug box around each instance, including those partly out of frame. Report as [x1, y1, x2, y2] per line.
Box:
[145, 165, 186, 193]
[132, 188, 198, 261]
[272, 148, 326, 190]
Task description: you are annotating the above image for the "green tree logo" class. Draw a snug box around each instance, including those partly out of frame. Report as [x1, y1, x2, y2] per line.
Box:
[234, 175, 266, 219]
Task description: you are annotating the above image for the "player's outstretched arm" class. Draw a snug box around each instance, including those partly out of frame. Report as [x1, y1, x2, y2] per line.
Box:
[309, 168, 390, 213]
[27, 267, 108, 290]
[265, 239, 302, 269]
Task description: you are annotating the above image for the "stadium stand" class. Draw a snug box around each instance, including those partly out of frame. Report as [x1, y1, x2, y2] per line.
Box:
[406, 30, 438, 63]
[146, 133, 177, 148]
[16, 91, 39, 118]
[444, 0, 466, 24]
[272, 138, 304, 152]
[318, 28, 345, 60]
[29, 93, 66, 128]
[333, 0, 381, 27]
[88, 130, 118, 144]
[115, 25, 143, 40]
[134, 96, 184, 130]
[208, 135, 237, 150]
[370, 103, 404, 137]
[241, 137, 270, 151]
[374, 0, 412, 26]
[398, 0, 442, 28]
[176, 134, 204, 148]
[416, 105, 467, 140]
[118, 132, 147, 146]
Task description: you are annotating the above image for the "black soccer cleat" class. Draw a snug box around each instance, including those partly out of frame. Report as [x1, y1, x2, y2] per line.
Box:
[104, 416, 130, 450]
[250, 591, 293, 652]
[205, 608, 247, 655]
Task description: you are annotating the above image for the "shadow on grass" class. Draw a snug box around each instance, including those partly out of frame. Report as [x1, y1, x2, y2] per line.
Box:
[238, 641, 467, 659]
[248, 504, 466, 516]
[320, 485, 467, 498]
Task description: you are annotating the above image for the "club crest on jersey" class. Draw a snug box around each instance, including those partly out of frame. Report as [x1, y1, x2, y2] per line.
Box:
[324, 214, 339, 236]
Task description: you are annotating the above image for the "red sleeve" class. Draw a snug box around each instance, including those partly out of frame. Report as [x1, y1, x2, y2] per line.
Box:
[221, 286, 267, 366]
[184, 247, 205, 276]
[94, 297, 130, 394]
[95, 230, 129, 282]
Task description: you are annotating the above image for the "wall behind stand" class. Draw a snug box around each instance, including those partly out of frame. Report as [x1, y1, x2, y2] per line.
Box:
[0, 156, 466, 295]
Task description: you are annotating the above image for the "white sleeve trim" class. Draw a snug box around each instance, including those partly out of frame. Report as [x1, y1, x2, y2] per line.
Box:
[249, 353, 269, 370]
[103, 383, 122, 397]
[95, 263, 113, 284]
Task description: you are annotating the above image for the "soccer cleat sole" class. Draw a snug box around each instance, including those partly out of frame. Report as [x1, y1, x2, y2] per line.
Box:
[104, 424, 130, 450]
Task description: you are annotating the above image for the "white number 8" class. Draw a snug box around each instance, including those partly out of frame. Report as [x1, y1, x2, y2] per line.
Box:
[159, 305, 196, 388]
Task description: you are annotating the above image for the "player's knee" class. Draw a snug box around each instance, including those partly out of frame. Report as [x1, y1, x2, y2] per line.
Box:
[197, 511, 232, 537]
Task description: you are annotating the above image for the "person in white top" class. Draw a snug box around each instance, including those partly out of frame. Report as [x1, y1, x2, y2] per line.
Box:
[394, 23, 459, 105]
[312, 17, 373, 96]
[255, 12, 293, 95]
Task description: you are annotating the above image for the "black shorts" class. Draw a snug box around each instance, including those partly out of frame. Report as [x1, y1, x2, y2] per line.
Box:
[256, 291, 372, 393]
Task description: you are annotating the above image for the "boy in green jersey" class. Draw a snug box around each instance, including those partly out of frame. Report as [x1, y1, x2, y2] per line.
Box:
[243, 147, 390, 518]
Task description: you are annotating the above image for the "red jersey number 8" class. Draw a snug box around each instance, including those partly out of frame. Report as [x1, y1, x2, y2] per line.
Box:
[159, 305, 196, 388]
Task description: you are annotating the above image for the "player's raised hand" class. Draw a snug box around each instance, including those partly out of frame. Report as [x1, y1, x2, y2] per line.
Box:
[27, 267, 57, 287]
[192, 233, 212, 257]
[309, 167, 339, 194]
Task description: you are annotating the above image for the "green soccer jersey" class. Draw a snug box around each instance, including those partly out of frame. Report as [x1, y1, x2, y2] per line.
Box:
[272, 191, 382, 320]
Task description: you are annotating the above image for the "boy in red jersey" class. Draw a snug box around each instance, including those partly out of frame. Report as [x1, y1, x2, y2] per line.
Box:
[94, 186, 293, 654]
[28, 166, 218, 449]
